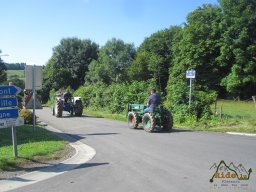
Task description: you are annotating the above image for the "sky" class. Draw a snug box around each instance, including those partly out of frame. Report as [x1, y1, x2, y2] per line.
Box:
[0, 0, 219, 66]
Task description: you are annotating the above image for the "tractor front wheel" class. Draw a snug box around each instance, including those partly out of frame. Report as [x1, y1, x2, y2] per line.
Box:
[142, 113, 155, 132]
[128, 112, 139, 129]
[55, 100, 63, 118]
[75, 100, 83, 116]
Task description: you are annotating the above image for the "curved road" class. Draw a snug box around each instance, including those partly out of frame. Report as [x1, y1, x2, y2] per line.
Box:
[12, 108, 256, 192]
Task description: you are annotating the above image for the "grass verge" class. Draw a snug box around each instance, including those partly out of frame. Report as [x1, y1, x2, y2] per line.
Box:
[84, 100, 256, 134]
[0, 125, 66, 170]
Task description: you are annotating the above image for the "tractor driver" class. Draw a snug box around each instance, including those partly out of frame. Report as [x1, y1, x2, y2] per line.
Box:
[63, 90, 72, 103]
[144, 88, 161, 113]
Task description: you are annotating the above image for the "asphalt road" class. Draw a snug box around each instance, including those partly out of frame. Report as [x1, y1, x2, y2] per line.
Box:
[12, 107, 256, 192]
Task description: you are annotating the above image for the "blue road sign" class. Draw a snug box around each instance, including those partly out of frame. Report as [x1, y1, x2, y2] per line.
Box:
[0, 97, 18, 108]
[0, 108, 19, 119]
[0, 86, 22, 96]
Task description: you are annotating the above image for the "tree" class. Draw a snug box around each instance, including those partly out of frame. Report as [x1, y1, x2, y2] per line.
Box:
[47, 37, 98, 89]
[167, 4, 222, 119]
[0, 50, 7, 84]
[42, 38, 98, 101]
[218, 0, 256, 99]
[87, 38, 136, 84]
[129, 26, 182, 93]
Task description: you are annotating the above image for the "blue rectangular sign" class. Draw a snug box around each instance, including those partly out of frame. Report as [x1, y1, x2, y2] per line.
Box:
[0, 97, 18, 108]
[0, 86, 21, 96]
[0, 108, 19, 119]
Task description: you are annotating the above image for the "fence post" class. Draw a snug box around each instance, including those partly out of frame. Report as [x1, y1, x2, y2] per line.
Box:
[220, 104, 223, 119]
[252, 96, 256, 108]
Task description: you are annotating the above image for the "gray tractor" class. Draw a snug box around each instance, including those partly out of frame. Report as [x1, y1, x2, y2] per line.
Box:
[52, 92, 83, 118]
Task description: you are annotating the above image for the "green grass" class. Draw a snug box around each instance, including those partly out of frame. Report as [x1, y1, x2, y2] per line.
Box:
[0, 125, 66, 170]
[212, 99, 256, 120]
[7, 70, 25, 80]
[175, 100, 256, 133]
[85, 108, 126, 122]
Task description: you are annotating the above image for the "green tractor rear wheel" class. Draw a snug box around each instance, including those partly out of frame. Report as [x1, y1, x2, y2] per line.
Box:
[161, 112, 173, 132]
[142, 113, 155, 132]
[128, 112, 139, 129]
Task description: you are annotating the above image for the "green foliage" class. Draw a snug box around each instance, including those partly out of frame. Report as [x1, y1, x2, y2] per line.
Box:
[6, 70, 25, 80]
[0, 57, 7, 84]
[5, 63, 26, 70]
[42, 38, 98, 101]
[42, 1, 256, 125]
[129, 26, 182, 93]
[19, 108, 33, 124]
[86, 38, 136, 84]
[218, 0, 256, 98]
[74, 80, 154, 113]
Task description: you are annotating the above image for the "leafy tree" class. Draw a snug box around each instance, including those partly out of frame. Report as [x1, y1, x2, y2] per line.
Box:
[5, 63, 26, 70]
[129, 26, 182, 93]
[44, 37, 98, 89]
[218, 0, 256, 98]
[0, 51, 7, 84]
[87, 38, 136, 84]
[167, 4, 222, 119]
[42, 38, 98, 101]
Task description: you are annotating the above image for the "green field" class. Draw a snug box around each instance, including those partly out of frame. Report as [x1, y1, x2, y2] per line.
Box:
[0, 125, 66, 170]
[7, 70, 25, 80]
[213, 100, 256, 120]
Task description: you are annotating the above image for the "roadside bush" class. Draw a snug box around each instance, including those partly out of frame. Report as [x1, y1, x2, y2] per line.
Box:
[19, 108, 33, 124]
[166, 77, 217, 123]
[74, 80, 155, 113]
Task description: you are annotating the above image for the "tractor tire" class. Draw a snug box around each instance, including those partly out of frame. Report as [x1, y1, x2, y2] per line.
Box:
[55, 100, 63, 118]
[52, 107, 55, 116]
[127, 112, 139, 129]
[161, 112, 173, 132]
[142, 113, 155, 132]
[75, 100, 83, 116]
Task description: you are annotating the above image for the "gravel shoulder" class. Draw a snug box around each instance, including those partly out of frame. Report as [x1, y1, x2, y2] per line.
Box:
[0, 143, 75, 180]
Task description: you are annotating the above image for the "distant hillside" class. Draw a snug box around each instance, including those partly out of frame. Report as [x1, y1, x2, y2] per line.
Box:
[5, 63, 26, 70]
[7, 70, 25, 80]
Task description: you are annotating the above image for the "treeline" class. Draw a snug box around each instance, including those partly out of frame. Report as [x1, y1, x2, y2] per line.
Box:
[42, 0, 256, 121]
[4, 63, 26, 70]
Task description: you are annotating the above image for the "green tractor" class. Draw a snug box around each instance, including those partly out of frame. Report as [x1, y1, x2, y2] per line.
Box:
[127, 104, 173, 132]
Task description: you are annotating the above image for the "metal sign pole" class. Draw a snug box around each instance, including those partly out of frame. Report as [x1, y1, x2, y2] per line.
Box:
[8, 82, 18, 158]
[189, 78, 192, 107]
[12, 125, 18, 158]
[32, 65, 36, 132]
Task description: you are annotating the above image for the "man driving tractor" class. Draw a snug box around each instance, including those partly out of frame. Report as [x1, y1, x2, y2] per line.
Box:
[144, 88, 161, 113]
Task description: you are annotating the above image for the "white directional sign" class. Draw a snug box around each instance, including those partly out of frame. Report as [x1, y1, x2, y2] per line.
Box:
[186, 69, 196, 78]
[0, 118, 24, 129]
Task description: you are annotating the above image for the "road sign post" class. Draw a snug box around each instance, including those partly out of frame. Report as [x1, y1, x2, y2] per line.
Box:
[12, 126, 18, 158]
[186, 69, 196, 107]
[25, 65, 43, 132]
[0, 83, 23, 158]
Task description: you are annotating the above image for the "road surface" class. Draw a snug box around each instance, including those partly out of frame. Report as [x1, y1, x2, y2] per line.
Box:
[11, 107, 256, 192]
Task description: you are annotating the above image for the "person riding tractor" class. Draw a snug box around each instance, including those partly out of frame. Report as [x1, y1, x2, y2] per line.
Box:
[144, 89, 161, 113]
[127, 88, 173, 132]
